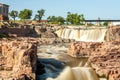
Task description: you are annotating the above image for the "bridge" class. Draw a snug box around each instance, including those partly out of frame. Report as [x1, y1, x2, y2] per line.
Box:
[85, 20, 120, 22]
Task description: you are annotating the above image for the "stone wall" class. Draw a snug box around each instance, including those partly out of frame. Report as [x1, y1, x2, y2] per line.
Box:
[67, 40, 120, 80]
[0, 38, 37, 79]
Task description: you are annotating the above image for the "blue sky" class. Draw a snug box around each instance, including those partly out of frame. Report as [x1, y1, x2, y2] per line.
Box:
[0, 0, 120, 20]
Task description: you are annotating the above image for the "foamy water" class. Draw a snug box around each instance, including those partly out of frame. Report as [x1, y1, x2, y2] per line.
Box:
[37, 44, 107, 80]
[55, 28, 107, 42]
[47, 67, 99, 80]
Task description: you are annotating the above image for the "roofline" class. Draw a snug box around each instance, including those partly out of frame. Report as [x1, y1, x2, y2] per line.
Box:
[0, 3, 9, 7]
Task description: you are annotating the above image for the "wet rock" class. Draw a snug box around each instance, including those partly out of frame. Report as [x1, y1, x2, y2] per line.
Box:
[36, 60, 45, 75]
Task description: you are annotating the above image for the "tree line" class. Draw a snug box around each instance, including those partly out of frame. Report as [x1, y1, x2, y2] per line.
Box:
[9, 9, 85, 25]
[9, 9, 108, 26]
[9, 9, 45, 23]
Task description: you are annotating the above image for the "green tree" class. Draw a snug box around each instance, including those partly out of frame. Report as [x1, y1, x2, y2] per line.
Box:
[34, 9, 45, 22]
[56, 16, 65, 25]
[47, 16, 65, 25]
[80, 14, 85, 25]
[19, 9, 32, 22]
[47, 16, 56, 23]
[9, 10, 18, 23]
[66, 12, 85, 25]
[103, 21, 109, 26]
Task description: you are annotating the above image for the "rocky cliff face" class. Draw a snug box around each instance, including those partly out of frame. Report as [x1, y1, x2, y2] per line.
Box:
[68, 41, 120, 80]
[0, 38, 37, 80]
[89, 41, 120, 80]
[108, 26, 120, 41]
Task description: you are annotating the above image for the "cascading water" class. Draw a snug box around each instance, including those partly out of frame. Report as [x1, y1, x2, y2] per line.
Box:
[47, 67, 99, 80]
[62, 28, 71, 39]
[55, 29, 63, 37]
[37, 44, 104, 80]
[38, 27, 108, 80]
[78, 28, 107, 42]
[55, 27, 107, 42]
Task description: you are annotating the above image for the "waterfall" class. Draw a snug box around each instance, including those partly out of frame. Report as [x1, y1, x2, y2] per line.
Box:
[69, 29, 80, 40]
[78, 29, 107, 42]
[47, 67, 99, 80]
[55, 28, 107, 42]
[62, 29, 71, 39]
[55, 29, 63, 37]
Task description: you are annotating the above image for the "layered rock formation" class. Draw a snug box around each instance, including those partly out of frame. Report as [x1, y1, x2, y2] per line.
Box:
[68, 41, 120, 80]
[0, 38, 37, 80]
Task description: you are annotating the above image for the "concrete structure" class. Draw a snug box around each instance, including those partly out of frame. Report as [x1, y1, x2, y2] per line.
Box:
[0, 3, 9, 21]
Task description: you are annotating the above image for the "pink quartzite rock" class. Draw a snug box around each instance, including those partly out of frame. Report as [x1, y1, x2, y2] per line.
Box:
[108, 26, 120, 41]
[0, 38, 37, 80]
[89, 41, 120, 80]
[68, 40, 120, 80]
[67, 41, 102, 57]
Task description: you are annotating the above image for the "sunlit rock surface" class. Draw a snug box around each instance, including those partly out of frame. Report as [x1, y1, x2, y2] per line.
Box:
[68, 40, 120, 80]
[108, 26, 120, 41]
[89, 41, 120, 80]
[67, 41, 102, 57]
[0, 38, 37, 80]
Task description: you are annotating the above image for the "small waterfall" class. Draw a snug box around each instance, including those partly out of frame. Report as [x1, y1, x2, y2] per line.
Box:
[37, 45, 103, 80]
[62, 29, 71, 39]
[47, 67, 99, 80]
[55, 27, 107, 42]
[69, 29, 80, 40]
[79, 29, 107, 42]
[68, 29, 75, 39]
[55, 29, 63, 37]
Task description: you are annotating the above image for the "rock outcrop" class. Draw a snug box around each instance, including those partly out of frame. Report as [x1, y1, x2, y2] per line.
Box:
[68, 40, 120, 80]
[0, 38, 37, 80]
[108, 26, 120, 41]
[38, 38, 74, 45]
[67, 41, 101, 57]
[89, 41, 120, 80]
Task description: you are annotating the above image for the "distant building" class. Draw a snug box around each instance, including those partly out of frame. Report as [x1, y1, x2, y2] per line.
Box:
[40, 20, 48, 23]
[0, 3, 9, 21]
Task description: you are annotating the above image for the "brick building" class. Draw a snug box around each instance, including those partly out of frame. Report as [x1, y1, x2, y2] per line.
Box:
[0, 3, 9, 21]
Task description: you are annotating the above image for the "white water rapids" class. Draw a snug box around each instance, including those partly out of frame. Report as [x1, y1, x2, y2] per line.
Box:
[38, 27, 108, 80]
[37, 44, 107, 80]
[55, 28, 107, 42]
[47, 67, 99, 80]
